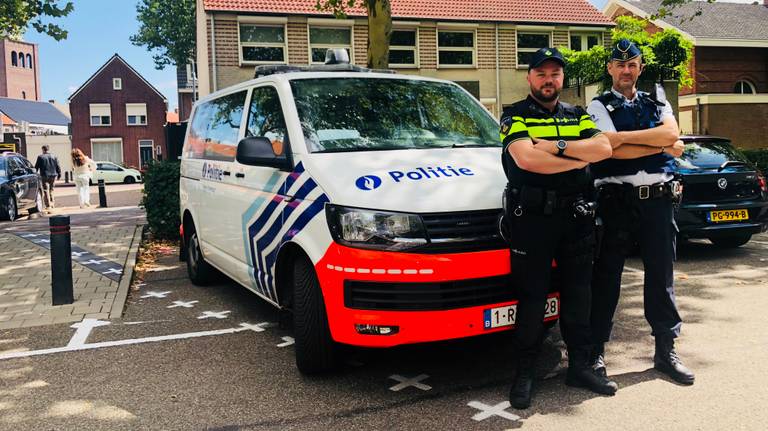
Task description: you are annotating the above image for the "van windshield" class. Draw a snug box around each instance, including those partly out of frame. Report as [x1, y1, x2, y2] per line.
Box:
[290, 78, 500, 153]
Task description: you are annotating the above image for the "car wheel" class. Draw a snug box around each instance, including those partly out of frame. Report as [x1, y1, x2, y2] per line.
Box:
[124, 176, 136, 184]
[186, 226, 215, 285]
[709, 234, 752, 248]
[28, 190, 43, 215]
[293, 255, 338, 374]
[1, 196, 17, 221]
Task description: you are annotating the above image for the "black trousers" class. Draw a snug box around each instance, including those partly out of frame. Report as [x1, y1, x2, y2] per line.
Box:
[508, 207, 595, 356]
[590, 194, 683, 343]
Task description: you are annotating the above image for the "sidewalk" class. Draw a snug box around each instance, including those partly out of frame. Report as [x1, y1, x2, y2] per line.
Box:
[0, 204, 146, 329]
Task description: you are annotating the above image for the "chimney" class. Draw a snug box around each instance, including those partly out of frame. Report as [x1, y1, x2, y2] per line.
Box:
[48, 99, 55, 103]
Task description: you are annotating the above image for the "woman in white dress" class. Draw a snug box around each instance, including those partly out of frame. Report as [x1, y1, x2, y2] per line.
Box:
[71, 148, 96, 208]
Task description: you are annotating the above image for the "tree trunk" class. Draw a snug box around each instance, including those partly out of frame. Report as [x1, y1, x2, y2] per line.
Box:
[366, 0, 392, 69]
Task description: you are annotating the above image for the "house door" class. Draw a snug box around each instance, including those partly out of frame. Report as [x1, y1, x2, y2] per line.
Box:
[139, 140, 154, 169]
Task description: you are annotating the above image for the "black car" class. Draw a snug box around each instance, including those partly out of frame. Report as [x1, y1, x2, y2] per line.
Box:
[675, 136, 768, 248]
[0, 152, 43, 221]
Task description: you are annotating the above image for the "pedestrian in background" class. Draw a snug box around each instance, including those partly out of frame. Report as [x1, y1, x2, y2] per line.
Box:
[71, 148, 96, 208]
[34, 145, 61, 211]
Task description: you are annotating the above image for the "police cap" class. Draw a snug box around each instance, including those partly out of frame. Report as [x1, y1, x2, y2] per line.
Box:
[611, 39, 641, 62]
[528, 47, 566, 71]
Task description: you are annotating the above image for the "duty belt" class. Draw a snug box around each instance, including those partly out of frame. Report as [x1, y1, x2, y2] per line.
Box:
[598, 181, 680, 200]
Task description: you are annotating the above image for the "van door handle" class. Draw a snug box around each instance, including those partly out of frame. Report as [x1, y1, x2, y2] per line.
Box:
[235, 173, 245, 178]
[223, 171, 231, 176]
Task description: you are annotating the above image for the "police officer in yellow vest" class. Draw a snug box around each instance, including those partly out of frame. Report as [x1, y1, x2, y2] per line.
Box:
[500, 47, 617, 409]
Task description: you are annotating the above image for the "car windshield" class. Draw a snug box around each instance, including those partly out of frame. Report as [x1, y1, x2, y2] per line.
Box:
[290, 77, 500, 153]
[677, 140, 749, 170]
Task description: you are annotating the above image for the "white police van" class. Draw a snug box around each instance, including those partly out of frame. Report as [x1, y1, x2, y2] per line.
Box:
[180, 51, 560, 374]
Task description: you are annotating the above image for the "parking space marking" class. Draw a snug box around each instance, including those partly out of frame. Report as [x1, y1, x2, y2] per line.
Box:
[197, 311, 231, 320]
[277, 336, 294, 347]
[167, 300, 199, 309]
[388, 374, 432, 392]
[67, 319, 111, 347]
[467, 400, 519, 422]
[140, 291, 172, 299]
[238, 322, 274, 332]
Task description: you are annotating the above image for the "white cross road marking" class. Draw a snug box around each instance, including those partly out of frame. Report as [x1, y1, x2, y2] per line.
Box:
[71, 251, 87, 257]
[140, 291, 172, 299]
[134, 282, 147, 288]
[277, 336, 294, 347]
[388, 374, 432, 392]
[167, 300, 199, 309]
[236, 322, 273, 332]
[197, 311, 231, 320]
[83, 259, 108, 265]
[35, 239, 51, 244]
[103, 268, 123, 275]
[467, 401, 520, 422]
[67, 319, 112, 347]
[20, 233, 40, 238]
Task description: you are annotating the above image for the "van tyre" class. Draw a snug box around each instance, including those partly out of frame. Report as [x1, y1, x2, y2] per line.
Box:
[186, 228, 215, 285]
[709, 234, 751, 248]
[293, 256, 338, 374]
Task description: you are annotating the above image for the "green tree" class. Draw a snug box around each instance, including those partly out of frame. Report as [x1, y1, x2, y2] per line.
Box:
[650, 0, 716, 21]
[0, 0, 73, 41]
[130, 0, 196, 70]
[315, 0, 392, 69]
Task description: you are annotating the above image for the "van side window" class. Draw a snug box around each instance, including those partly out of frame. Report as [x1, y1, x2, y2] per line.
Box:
[186, 91, 247, 161]
[246, 86, 287, 157]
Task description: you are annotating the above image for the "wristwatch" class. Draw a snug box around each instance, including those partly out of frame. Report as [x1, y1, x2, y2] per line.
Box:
[556, 139, 568, 156]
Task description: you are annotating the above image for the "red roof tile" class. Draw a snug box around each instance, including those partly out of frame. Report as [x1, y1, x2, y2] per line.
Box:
[202, 0, 613, 25]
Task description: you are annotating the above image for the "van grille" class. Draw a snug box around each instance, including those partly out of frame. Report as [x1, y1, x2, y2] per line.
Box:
[419, 209, 505, 253]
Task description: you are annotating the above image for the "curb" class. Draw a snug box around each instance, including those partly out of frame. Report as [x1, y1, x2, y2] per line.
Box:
[110, 224, 145, 319]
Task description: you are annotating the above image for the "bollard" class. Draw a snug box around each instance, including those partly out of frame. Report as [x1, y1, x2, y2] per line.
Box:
[50, 215, 74, 305]
[65, 171, 70, 183]
[98, 179, 107, 208]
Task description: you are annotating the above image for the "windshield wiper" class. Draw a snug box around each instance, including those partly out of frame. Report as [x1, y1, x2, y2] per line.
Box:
[718, 160, 748, 171]
[451, 143, 498, 148]
[314, 146, 405, 154]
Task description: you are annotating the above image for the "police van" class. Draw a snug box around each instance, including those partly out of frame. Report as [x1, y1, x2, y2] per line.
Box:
[179, 51, 560, 373]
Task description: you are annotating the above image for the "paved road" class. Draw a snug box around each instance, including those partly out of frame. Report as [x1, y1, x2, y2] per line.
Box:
[1, 232, 767, 430]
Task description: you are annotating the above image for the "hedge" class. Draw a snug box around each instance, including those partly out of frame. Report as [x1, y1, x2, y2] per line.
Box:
[742, 149, 768, 175]
[140, 160, 181, 240]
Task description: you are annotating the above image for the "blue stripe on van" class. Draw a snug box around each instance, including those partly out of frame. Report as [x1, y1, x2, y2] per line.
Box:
[241, 171, 283, 291]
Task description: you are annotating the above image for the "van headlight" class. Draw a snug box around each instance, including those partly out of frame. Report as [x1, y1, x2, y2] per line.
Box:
[326, 205, 427, 251]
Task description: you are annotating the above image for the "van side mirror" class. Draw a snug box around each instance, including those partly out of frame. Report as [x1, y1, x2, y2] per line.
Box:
[236, 136, 291, 170]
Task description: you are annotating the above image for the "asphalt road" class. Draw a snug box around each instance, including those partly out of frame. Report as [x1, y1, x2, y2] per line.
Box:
[1, 219, 767, 429]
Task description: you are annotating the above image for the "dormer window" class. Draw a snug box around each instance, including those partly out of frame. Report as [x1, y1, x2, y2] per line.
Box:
[113, 78, 122, 90]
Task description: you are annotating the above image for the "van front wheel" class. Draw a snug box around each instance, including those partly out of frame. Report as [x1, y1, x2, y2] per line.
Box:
[186, 228, 215, 285]
[293, 256, 338, 374]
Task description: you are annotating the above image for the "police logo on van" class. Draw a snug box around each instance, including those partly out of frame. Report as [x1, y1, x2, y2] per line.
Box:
[202, 162, 225, 181]
[355, 175, 382, 191]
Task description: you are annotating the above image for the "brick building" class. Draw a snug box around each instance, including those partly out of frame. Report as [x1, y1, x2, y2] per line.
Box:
[195, 0, 614, 117]
[0, 38, 41, 101]
[69, 54, 167, 169]
[604, 0, 768, 149]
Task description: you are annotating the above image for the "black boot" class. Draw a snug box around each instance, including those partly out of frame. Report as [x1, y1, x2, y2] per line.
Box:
[565, 346, 618, 395]
[591, 343, 607, 378]
[654, 336, 695, 385]
[509, 355, 536, 409]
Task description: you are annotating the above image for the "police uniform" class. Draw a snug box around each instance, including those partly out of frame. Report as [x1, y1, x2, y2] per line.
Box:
[501, 48, 617, 409]
[587, 39, 694, 384]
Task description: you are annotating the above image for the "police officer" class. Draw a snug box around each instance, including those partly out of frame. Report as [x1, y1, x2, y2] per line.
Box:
[500, 47, 617, 409]
[587, 39, 694, 385]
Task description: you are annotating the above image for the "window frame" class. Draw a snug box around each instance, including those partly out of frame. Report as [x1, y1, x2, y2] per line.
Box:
[734, 80, 756, 95]
[11, 51, 17, 67]
[237, 22, 288, 66]
[569, 32, 602, 52]
[388, 28, 419, 69]
[18, 52, 25, 68]
[436, 29, 477, 69]
[113, 78, 122, 90]
[516, 31, 552, 69]
[89, 103, 112, 127]
[125, 103, 148, 126]
[308, 25, 354, 65]
[90, 138, 124, 165]
[26, 53, 32, 69]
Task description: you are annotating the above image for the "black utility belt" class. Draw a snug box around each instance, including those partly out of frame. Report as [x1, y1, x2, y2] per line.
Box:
[598, 181, 681, 200]
[505, 185, 594, 216]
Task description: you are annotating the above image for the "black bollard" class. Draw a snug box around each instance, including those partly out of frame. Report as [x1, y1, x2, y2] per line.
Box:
[65, 171, 70, 183]
[98, 179, 107, 208]
[50, 215, 74, 305]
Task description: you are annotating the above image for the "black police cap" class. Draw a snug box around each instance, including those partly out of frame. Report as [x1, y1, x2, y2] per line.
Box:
[528, 47, 566, 70]
[611, 38, 641, 61]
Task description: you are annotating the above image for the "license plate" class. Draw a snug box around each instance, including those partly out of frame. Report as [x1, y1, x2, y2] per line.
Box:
[708, 209, 748, 223]
[483, 295, 560, 329]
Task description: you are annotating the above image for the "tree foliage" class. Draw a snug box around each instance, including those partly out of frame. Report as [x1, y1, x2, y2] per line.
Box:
[649, 0, 716, 21]
[562, 16, 693, 90]
[315, 0, 392, 69]
[130, 0, 196, 70]
[0, 0, 73, 41]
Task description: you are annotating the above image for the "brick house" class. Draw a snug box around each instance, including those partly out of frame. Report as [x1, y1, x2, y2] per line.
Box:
[195, 0, 614, 117]
[69, 54, 167, 169]
[604, 0, 768, 149]
[0, 38, 41, 101]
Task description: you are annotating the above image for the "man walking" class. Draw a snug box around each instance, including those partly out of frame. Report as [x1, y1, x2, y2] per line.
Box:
[500, 47, 616, 409]
[34, 145, 61, 210]
[587, 39, 694, 385]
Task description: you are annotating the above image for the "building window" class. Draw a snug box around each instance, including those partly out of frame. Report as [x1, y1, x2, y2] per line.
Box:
[18, 52, 25, 68]
[113, 78, 122, 90]
[389, 29, 417, 67]
[517, 33, 551, 67]
[11, 51, 17, 66]
[239, 24, 286, 64]
[734, 80, 756, 94]
[91, 139, 123, 165]
[26, 54, 32, 68]
[22, 91, 26, 100]
[570, 33, 601, 52]
[454, 81, 480, 100]
[126, 103, 148, 126]
[438, 30, 475, 67]
[309, 27, 352, 63]
[89, 103, 112, 126]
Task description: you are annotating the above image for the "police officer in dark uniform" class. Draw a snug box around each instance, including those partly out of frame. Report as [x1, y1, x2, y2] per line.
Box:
[587, 39, 694, 385]
[500, 47, 617, 409]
